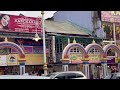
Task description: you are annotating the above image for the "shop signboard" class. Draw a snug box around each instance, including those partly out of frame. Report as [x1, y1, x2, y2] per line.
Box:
[88, 54, 101, 63]
[7, 54, 18, 66]
[22, 54, 45, 65]
[0, 55, 7, 66]
[69, 53, 83, 64]
[101, 11, 120, 23]
[0, 13, 42, 33]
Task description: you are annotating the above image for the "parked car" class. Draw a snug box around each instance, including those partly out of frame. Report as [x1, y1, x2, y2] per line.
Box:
[104, 72, 120, 79]
[45, 71, 87, 79]
[0, 75, 50, 79]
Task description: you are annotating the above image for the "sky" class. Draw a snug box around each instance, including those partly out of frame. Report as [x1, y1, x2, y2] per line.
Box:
[0, 11, 56, 19]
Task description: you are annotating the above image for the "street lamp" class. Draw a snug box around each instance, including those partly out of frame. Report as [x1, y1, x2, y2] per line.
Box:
[41, 11, 48, 76]
[32, 17, 41, 42]
[32, 33, 41, 42]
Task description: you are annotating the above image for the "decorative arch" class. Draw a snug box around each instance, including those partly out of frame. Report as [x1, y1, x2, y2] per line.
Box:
[62, 43, 87, 59]
[0, 41, 25, 58]
[103, 44, 120, 58]
[85, 43, 104, 57]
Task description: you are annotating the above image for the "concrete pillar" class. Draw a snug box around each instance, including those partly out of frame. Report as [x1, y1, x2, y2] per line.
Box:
[83, 62, 89, 79]
[91, 64, 95, 75]
[101, 61, 108, 78]
[118, 60, 120, 72]
[52, 36, 56, 63]
[68, 37, 70, 44]
[19, 62, 25, 75]
[62, 64, 68, 71]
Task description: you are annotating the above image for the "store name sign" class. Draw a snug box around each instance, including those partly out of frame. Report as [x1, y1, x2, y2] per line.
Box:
[101, 11, 120, 23]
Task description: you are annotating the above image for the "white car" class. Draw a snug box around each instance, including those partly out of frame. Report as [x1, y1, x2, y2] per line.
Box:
[104, 72, 120, 79]
[45, 71, 87, 79]
[0, 75, 50, 79]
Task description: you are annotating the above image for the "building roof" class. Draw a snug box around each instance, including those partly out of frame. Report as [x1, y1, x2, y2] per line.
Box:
[45, 20, 92, 36]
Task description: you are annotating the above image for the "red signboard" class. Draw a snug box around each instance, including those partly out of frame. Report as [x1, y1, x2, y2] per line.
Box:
[101, 11, 120, 23]
[0, 13, 42, 33]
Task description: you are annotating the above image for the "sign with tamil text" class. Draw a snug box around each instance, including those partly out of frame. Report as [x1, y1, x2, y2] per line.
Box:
[101, 11, 120, 23]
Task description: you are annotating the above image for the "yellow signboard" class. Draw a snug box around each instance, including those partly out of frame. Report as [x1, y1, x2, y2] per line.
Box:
[69, 53, 83, 61]
[89, 54, 101, 63]
[7, 54, 18, 66]
[6, 54, 46, 65]
[25, 54, 44, 65]
[89, 54, 101, 61]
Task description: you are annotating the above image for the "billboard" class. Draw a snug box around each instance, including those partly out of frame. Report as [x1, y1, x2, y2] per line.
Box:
[101, 11, 120, 23]
[0, 13, 42, 33]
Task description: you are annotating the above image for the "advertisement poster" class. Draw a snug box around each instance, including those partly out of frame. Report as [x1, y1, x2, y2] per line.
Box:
[7, 54, 18, 66]
[0, 13, 42, 33]
[102, 22, 113, 40]
[0, 55, 7, 66]
[101, 11, 120, 23]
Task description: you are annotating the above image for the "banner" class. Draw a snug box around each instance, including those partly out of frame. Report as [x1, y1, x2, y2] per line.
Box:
[11, 46, 33, 54]
[7, 54, 18, 66]
[15, 38, 43, 46]
[0, 55, 7, 66]
[0, 13, 42, 33]
[101, 11, 120, 23]
[23, 54, 45, 65]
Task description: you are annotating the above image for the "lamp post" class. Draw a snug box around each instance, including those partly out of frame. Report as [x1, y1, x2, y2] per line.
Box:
[41, 11, 48, 76]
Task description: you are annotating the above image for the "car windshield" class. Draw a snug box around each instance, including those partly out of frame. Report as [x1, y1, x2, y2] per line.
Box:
[46, 73, 57, 78]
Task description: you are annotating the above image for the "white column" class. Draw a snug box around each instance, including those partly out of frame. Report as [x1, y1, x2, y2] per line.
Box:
[68, 37, 70, 44]
[118, 61, 120, 72]
[101, 62, 108, 78]
[62, 64, 68, 71]
[113, 23, 116, 45]
[52, 36, 56, 63]
[91, 64, 95, 76]
[19, 62, 25, 75]
[83, 62, 89, 79]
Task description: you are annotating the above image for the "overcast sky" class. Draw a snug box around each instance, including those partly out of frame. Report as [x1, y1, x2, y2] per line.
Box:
[0, 11, 56, 19]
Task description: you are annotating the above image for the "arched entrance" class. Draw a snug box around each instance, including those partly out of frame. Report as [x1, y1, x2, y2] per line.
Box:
[62, 43, 87, 62]
[85, 41, 105, 79]
[0, 38, 25, 75]
[103, 44, 120, 58]
[103, 44, 120, 72]
[61, 42, 87, 75]
[0, 42, 25, 58]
